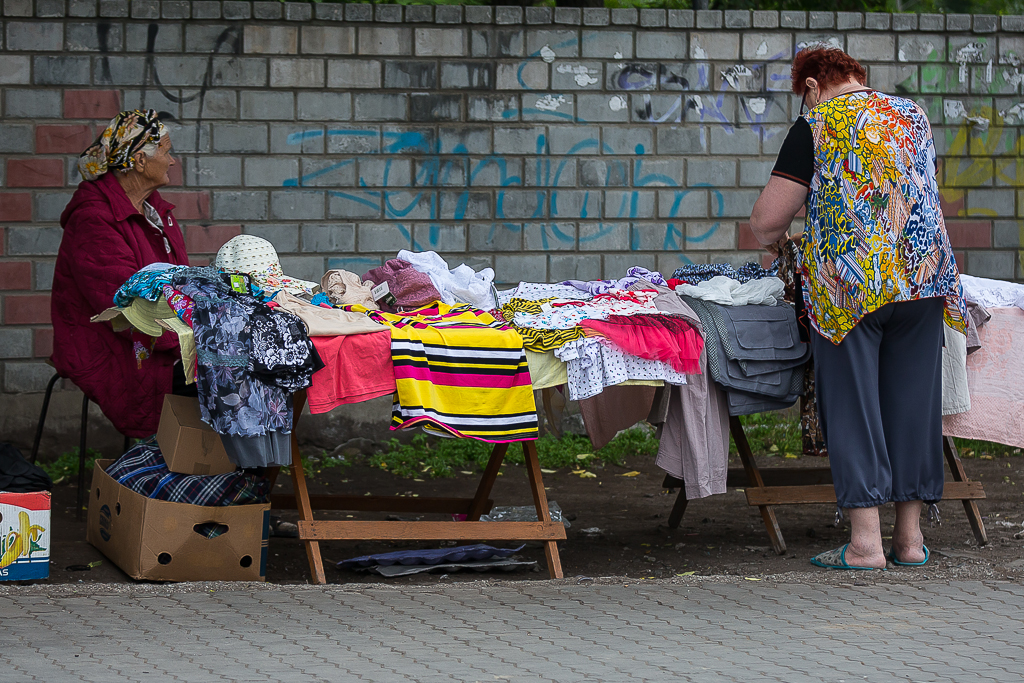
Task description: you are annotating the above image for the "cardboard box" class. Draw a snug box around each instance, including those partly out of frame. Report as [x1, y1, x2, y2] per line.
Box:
[87, 460, 269, 582]
[0, 491, 51, 581]
[156, 394, 235, 476]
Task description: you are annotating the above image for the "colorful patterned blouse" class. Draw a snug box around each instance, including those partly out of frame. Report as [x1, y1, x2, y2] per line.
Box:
[771, 90, 966, 343]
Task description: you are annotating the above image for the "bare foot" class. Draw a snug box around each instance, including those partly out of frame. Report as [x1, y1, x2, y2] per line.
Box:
[842, 543, 887, 569]
[890, 535, 927, 564]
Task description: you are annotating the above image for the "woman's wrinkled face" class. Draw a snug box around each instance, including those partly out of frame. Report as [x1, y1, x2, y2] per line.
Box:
[138, 134, 175, 187]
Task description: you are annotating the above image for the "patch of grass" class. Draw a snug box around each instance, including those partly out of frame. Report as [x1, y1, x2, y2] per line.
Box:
[953, 438, 1021, 459]
[725, 414, 1021, 460]
[39, 447, 103, 485]
[731, 412, 803, 457]
[367, 426, 660, 479]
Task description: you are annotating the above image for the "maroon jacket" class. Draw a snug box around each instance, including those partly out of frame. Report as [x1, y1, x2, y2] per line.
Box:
[52, 172, 189, 437]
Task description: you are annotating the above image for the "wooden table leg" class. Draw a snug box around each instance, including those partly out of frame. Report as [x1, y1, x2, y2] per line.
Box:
[541, 388, 561, 438]
[944, 436, 988, 546]
[523, 440, 564, 579]
[290, 390, 327, 584]
[730, 416, 786, 555]
[668, 490, 689, 530]
[466, 443, 508, 521]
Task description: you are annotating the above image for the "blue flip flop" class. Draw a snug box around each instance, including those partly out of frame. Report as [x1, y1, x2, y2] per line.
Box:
[810, 544, 887, 571]
[886, 545, 929, 567]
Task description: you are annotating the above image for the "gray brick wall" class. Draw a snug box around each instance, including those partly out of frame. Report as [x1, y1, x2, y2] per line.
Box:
[2, 3, 1024, 406]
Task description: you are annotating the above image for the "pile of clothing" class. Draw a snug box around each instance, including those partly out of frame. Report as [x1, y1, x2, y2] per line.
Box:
[498, 260, 806, 501]
[498, 269, 704, 403]
[307, 251, 532, 443]
[104, 438, 269, 537]
[106, 438, 270, 506]
[105, 235, 395, 468]
[339, 302, 538, 442]
[105, 241, 531, 457]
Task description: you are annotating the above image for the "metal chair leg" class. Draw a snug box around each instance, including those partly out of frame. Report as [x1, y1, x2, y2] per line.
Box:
[30, 373, 61, 464]
[76, 393, 89, 521]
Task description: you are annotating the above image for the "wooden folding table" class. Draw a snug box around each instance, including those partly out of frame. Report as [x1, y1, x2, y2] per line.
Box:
[272, 391, 565, 584]
[663, 416, 988, 553]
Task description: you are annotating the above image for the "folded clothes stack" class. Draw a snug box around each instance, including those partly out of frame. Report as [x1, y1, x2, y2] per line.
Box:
[682, 295, 809, 416]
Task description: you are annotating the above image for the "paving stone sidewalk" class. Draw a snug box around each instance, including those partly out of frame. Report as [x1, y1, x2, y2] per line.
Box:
[1, 578, 1021, 682]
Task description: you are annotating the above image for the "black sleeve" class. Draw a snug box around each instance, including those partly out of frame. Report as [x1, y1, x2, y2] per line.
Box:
[770, 118, 814, 188]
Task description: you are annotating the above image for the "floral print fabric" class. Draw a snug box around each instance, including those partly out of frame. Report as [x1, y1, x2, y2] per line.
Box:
[801, 91, 966, 343]
[670, 262, 777, 285]
[114, 264, 185, 307]
[169, 271, 316, 438]
[78, 109, 166, 181]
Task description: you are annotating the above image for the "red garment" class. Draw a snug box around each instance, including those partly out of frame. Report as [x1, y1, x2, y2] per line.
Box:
[580, 315, 704, 375]
[307, 332, 396, 414]
[52, 172, 189, 437]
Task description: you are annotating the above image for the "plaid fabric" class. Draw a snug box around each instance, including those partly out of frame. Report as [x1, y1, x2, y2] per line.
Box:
[105, 438, 270, 506]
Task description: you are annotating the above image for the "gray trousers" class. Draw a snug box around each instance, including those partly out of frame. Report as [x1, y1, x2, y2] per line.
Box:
[811, 297, 945, 509]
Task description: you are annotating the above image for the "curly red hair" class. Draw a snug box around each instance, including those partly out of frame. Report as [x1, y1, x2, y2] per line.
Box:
[791, 47, 866, 95]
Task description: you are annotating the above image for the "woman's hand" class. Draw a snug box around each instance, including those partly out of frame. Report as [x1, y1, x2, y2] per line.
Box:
[765, 233, 791, 258]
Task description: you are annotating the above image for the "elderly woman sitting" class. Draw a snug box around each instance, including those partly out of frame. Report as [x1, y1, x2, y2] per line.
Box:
[51, 109, 191, 438]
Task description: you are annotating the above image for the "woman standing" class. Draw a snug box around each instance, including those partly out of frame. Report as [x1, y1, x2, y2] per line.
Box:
[750, 48, 967, 570]
[52, 110, 189, 438]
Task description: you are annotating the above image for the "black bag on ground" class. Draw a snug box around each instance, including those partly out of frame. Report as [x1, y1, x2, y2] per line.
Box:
[0, 443, 53, 492]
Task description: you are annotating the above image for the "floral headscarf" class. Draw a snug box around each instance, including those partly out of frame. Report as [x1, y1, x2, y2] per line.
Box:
[78, 109, 167, 181]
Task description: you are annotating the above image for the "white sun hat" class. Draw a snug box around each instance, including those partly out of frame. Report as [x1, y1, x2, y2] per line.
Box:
[215, 235, 319, 296]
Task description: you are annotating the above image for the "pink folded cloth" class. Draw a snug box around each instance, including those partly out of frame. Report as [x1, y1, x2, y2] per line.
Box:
[363, 259, 441, 312]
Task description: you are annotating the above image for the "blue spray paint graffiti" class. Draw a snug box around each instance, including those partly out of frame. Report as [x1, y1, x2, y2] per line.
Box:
[282, 126, 736, 264]
[280, 53, 792, 263]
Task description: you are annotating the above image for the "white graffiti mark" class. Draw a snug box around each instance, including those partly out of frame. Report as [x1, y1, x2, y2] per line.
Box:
[986, 59, 994, 83]
[956, 43, 986, 63]
[720, 65, 754, 89]
[946, 99, 990, 129]
[691, 94, 704, 115]
[1004, 69, 1024, 91]
[898, 49, 907, 62]
[535, 94, 566, 112]
[747, 97, 767, 115]
[944, 100, 967, 118]
[540, 45, 556, 63]
[756, 40, 769, 58]
[999, 102, 1024, 123]
[956, 42, 986, 83]
[797, 38, 842, 51]
[609, 95, 628, 111]
[693, 45, 707, 60]
[556, 63, 599, 87]
[613, 51, 623, 60]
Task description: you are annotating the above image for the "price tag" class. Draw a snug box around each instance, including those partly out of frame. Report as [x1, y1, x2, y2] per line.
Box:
[371, 281, 397, 307]
[229, 274, 248, 294]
